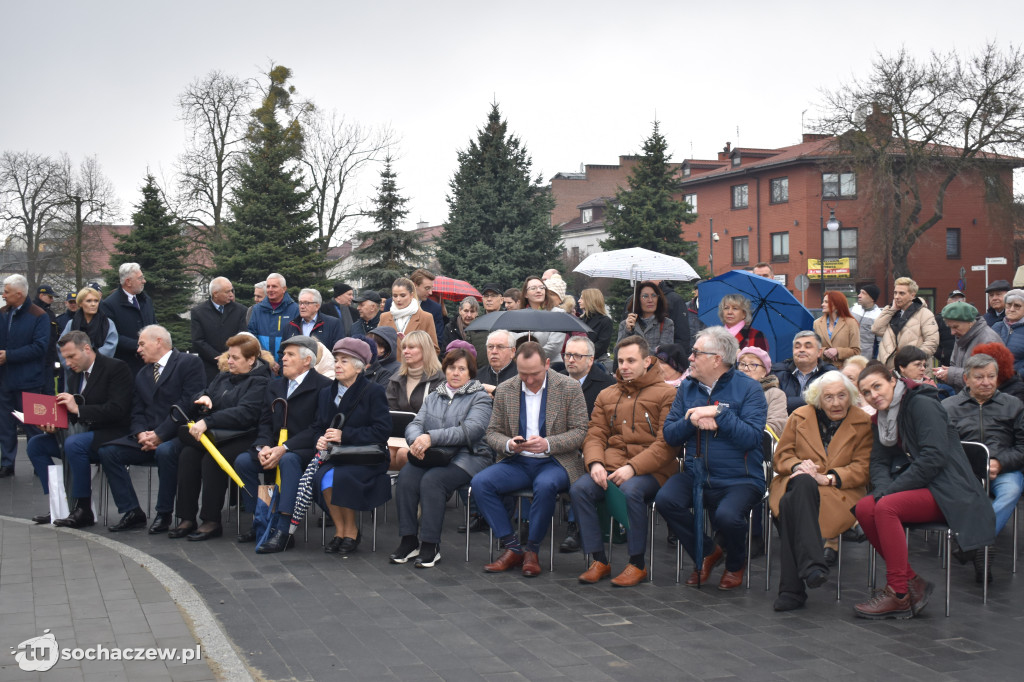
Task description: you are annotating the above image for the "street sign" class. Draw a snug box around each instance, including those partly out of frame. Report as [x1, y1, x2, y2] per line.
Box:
[986, 257, 1008, 265]
[972, 265, 987, 271]
[794, 274, 810, 292]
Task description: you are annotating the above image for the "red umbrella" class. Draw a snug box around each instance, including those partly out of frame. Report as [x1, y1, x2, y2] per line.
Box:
[431, 276, 482, 302]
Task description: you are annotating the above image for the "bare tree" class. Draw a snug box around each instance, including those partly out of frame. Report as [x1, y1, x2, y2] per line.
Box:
[816, 42, 1024, 279]
[55, 154, 120, 289]
[175, 70, 253, 244]
[0, 151, 68, 290]
[301, 108, 396, 249]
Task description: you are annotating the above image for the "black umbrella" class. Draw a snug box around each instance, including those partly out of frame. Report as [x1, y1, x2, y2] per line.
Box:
[465, 309, 592, 335]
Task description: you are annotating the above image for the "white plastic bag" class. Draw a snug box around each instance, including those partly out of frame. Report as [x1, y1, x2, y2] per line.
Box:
[47, 465, 69, 523]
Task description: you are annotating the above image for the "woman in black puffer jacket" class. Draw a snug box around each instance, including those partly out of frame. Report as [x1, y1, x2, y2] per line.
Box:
[171, 334, 271, 541]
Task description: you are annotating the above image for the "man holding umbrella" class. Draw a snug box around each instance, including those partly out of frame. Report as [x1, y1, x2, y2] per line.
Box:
[235, 335, 332, 553]
[656, 327, 767, 590]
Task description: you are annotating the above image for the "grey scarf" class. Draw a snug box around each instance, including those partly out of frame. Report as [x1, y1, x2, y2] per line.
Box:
[876, 380, 907, 447]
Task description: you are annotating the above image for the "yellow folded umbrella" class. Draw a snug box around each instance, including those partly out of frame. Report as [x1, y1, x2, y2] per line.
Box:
[275, 427, 287, 486]
[196, 430, 246, 490]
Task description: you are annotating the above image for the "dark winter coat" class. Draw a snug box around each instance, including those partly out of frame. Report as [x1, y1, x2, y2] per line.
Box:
[993, 318, 1024, 375]
[663, 367, 768, 492]
[0, 300, 51, 389]
[581, 312, 614, 359]
[98, 288, 156, 374]
[189, 360, 272, 432]
[943, 388, 1024, 473]
[190, 299, 249, 382]
[285, 312, 344, 354]
[946, 318, 1003, 389]
[248, 369, 333, 466]
[869, 382, 996, 552]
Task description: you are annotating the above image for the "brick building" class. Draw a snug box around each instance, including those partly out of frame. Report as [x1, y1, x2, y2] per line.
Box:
[550, 137, 1022, 310]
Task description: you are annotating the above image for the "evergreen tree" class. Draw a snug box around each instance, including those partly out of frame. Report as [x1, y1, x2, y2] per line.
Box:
[104, 174, 194, 347]
[436, 104, 561, 289]
[211, 65, 327, 291]
[349, 157, 428, 291]
[600, 121, 701, 315]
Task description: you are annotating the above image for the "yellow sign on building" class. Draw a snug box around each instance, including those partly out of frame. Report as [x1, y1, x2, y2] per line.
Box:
[806, 258, 850, 278]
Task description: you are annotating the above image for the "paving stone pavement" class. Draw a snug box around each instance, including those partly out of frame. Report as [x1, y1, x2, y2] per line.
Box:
[2, 445, 1024, 681]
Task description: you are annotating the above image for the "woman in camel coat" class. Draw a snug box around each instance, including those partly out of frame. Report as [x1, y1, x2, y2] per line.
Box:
[768, 370, 871, 611]
[812, 291, 861, 369]
[379, 277, 440, 355]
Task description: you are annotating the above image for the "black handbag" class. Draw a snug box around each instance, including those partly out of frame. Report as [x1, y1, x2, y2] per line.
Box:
[326, 442, 389, 466]
[408, 446, 458, 469]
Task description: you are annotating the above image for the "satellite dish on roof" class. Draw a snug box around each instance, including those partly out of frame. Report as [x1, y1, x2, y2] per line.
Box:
[853, 103, 874, 127]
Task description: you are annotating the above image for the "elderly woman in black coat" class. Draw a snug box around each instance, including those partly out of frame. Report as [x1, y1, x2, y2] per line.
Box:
[171, 333, 271, 540]
[853, 362, 995, 620]
[309, 338, 392, 555]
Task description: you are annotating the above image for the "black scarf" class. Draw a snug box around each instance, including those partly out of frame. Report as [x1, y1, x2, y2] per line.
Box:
[888, 299, 923, 337]
[815, 408, 843, 451]
[70, 309, 110, 352]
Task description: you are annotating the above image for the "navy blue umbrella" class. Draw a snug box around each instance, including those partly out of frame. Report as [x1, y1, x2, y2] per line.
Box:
[697, 270, 814, 364]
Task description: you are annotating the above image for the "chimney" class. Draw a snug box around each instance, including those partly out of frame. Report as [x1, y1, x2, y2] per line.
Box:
[416, 221, 428, 230]
[724, 142, 732, 154]
[866, 103, 893, 143]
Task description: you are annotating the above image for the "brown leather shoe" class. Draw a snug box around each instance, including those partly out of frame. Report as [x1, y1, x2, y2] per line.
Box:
[484, 549, 524, 573]
[685, 545, 724, 586]
[611, 564, 648, 587]
[522, 551, 542, 577]
[718, 568, 745, 590]
[907, 575, 934, 617]
[854, 585, 913, 619]
[578, 561, 612, 584]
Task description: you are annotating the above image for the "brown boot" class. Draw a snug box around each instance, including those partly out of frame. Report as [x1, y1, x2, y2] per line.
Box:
[854, 585, 913, 620]
[484, 549, 524, 573]
[907, 575, 934, 616]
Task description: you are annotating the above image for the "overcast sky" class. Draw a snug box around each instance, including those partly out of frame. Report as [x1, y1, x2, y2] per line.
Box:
[1, 1, 1015, 241]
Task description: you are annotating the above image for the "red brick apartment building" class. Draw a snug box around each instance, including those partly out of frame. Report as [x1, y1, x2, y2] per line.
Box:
[551, 137, 1022, 309]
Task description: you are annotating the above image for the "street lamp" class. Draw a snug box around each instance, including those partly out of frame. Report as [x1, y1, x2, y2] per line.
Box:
[709, 218, 720, 277]
[820, 200, 840, 294]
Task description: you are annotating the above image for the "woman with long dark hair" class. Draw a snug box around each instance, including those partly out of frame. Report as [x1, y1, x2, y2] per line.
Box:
[617, 281, 674, 349]
[852, 361, 995, 619]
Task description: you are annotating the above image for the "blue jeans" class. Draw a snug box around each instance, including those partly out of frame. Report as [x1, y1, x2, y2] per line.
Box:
[27, 431, 96, 497]
[471, 455, 569, 548]
[234, 450, 304, 516]
[570, 473, 660, 557]
[655, 469, 763, 572]
[991, 470, 1024, 535]
[97, 439, 183, 515]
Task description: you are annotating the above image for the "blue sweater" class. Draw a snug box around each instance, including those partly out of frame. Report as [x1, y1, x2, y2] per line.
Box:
[662, 367, 768, 491]
[994, 318, 1024, 375]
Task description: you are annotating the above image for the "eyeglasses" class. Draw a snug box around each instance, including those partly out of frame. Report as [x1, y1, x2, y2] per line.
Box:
[486, 344, 513, 351]
[564, 353, 593, 361]
[640, 294, 658, 300]
[690, 350, 719, 359]
[737, 362, 764, 371]
[298, 301, 317, 306]
[526, 285, 546, 292]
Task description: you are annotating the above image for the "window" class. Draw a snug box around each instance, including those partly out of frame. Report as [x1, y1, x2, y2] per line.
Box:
[732, 236, 749, 265]
[581, 208, 592, 224]
[946, 228, 961, 259]
[822, 172, 856, 198]
[731, 184, 749, 209]
[823, 227, 859, 274]
[683, 193, 697, 214]
[770, 177, 789, 204]
[683, 165, 691, 177]
[731, 155, 741, 166]
[771, 232, 789, 262]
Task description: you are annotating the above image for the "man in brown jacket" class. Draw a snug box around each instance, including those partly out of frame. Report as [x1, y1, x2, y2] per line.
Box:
[572, 335, 679, 587]
[471, 342, 588, 577]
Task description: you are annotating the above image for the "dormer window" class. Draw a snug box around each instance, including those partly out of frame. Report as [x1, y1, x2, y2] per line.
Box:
[581, 208, 593, 224]
[682, 165, 691, 177]
[731, 155, 741, 166]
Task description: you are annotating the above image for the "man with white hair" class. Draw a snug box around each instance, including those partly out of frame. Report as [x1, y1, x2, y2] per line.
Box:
[246, 281, 267, 325]
[191, 277, 248, 382]
[656, 326, 768, 590]
[477, 329, 519, 390]
[248, 272, 299, 362]
[0, 274, 52, 477]
[97, 325, 206, 533]
[286, 288, 343, 351]
[100, 262, 156, 374]
[235, 335, 333, 553]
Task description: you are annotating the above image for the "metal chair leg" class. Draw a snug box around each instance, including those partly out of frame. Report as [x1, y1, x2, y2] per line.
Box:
[648, 503, 656, 583]
[1014, 507, 1019, 574]
[836, 534, 843, 601]
[465, 487, 472, 562]
[944, 530, 952, 617]
[676, 539, 682, 583]
[745, 509, 753, 589]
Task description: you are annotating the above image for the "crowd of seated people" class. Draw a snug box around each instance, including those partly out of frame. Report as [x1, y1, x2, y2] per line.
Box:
[4, 268, 1023, 623]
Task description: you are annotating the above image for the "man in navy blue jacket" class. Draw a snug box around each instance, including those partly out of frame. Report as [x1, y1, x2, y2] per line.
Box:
[284, 289, 343, 352]
[99, 263, 156, 375]
[0, 275, 52, 476]
[97, 325, 206, 533]
[656, 326, 767, 590]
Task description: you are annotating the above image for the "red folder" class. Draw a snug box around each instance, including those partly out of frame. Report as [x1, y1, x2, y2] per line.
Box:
[21, 392, 69, 429]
